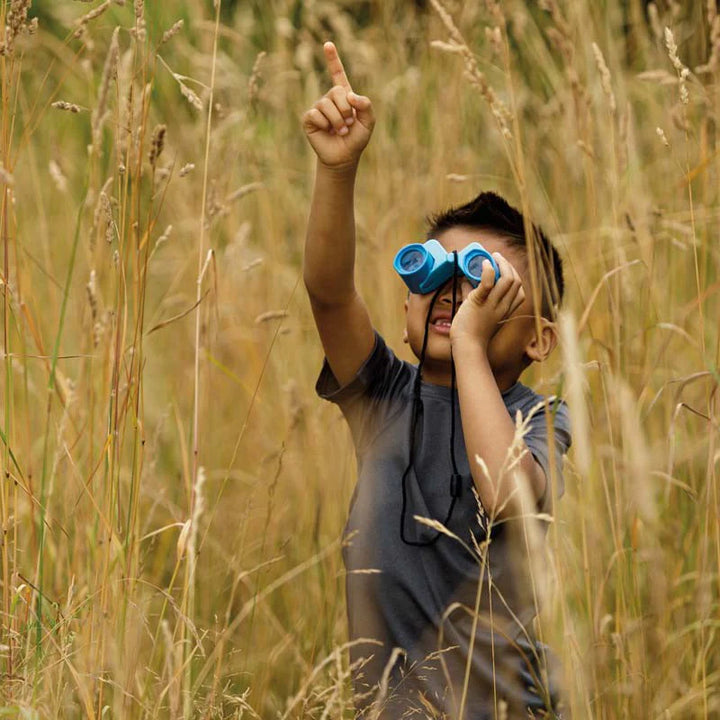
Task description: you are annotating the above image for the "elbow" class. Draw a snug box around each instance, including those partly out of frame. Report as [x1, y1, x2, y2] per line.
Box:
[303, 270, 327, 304]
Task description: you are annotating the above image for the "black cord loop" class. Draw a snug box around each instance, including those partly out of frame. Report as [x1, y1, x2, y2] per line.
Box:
[400, 252, 463, 546]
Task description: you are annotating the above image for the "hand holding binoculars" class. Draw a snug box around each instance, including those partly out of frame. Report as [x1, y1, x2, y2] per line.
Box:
[393, 239, 500, 294]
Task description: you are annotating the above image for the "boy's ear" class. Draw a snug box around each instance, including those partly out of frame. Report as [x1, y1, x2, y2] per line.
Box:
[525, 318, 558, 362]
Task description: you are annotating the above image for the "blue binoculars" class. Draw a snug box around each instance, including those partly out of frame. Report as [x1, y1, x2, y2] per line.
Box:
[393, 239, 500, 294]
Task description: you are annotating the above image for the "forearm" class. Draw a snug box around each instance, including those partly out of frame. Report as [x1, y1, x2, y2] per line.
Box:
[452, 338, 545, 519]
[304, 160, 360, 306]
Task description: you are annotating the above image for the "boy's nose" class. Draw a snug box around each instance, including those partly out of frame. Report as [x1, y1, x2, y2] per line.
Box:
[439, 275, 472, 303]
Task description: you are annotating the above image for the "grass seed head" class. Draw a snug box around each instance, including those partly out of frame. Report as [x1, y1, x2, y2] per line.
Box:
[133, 0, 146, 41]
[0, 0, 33, 56]
[178, 79, 203, 111]
[664, 28, 690, 105]
[592, 42, 617, 113]
[430, 0, 513, 138]
[149, 124, 167, 167]
[52, 101, 83, 113]
[159, 19, 184, 47]
[664, 27, 683, 72]
[74, 0, 111, 37]
[86, 271, 104, 347]
[152, 225, 172, 257]
[101, 192, 113, 244]
[48, 160, 67, 192]
[485, 26, 503, 59]
[248, 50, 267, 104]
[0, 163, 15, 186]
[176, 520, 191, 560]
[91, 27, 120, 153]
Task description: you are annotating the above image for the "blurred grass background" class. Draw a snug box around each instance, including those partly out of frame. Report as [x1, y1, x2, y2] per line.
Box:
[0, 0, 718, 717]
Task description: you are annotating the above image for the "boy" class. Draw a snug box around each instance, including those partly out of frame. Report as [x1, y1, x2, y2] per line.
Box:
[303, 42, 571, 719]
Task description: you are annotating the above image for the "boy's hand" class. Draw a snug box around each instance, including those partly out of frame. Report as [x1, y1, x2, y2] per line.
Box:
[449, 253, 526, 349]
[302, 42, 375, 170]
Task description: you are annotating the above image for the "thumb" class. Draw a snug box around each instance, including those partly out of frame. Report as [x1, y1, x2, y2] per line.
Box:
[348, 91, 375, 129]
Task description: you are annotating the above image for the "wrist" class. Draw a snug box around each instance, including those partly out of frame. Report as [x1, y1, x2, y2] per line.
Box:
[450, 330, 490, 354]
[316, 158, 360, 178]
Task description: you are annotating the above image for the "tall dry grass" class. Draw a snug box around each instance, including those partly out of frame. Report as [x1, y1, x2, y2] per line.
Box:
[0, 0, 717, 717]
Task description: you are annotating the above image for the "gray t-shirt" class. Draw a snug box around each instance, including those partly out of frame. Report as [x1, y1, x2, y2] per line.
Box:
[317, 333, 572, 719]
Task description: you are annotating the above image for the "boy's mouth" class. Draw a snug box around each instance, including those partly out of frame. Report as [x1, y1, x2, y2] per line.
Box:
[430, 314, 452, 334]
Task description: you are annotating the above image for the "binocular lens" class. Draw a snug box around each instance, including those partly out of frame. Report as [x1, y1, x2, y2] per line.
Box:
[466, 254, 485, 279]
[398, 248, 426, 272]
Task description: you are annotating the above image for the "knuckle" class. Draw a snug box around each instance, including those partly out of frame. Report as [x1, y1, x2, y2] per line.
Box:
[330, 86, 349, 107]
[304, 109, 323, 127]
[333, 91, 353, 114]
[318, 99, 341, 121]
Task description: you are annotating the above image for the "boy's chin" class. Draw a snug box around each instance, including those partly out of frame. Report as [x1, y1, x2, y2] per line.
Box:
[410, 336, 453, 365]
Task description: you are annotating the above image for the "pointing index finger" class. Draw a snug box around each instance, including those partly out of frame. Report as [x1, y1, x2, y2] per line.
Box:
[323, 41, 352, 91]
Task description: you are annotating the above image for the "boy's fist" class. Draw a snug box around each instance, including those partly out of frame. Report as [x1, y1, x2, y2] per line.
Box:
[302, 42, 375, 169]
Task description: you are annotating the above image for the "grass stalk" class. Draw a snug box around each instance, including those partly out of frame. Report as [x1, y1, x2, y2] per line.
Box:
[0, 1, 717, 715]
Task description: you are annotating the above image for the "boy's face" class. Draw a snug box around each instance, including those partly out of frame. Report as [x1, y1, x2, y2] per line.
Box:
[403, 226, 543, 389]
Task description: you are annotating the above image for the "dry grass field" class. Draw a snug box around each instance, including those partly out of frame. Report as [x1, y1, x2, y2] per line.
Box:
[0, 0, 718, 717]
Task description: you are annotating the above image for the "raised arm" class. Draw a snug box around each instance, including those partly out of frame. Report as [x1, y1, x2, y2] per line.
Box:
[303, 42, 376, 386]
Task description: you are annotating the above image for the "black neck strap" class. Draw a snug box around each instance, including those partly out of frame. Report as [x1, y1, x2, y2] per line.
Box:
[400, 253, 463, 546]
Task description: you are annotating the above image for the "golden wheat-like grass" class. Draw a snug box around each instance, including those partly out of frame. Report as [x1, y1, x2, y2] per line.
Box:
[0, 0, 717, 717]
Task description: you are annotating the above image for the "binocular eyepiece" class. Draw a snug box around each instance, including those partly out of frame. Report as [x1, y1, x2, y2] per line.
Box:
[393, 239, 499, 294]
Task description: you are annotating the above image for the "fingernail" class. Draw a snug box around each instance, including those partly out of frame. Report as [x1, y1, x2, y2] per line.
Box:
[338, 126, 349, 136]
[345, 117, 355, 126]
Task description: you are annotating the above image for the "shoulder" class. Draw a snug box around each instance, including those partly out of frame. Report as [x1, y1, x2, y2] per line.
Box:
[316, 331, 415, 405]
[504, 383, 571, 433]
[502, 382, 547, 415]
[315, 332, 416, 454]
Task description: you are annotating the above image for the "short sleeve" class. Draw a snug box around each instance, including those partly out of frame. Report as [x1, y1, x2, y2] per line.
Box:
[315, 333, 412, 453]
[522, 399, 572, 512]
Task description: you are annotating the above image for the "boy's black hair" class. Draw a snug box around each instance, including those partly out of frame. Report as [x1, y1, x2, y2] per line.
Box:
[426, 192, 564, 319]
